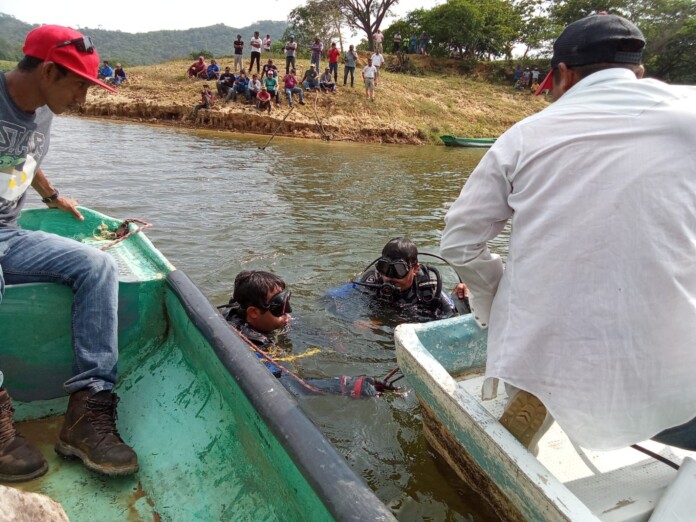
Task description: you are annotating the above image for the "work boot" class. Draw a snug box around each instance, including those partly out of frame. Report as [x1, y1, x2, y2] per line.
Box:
[0, 389, 48, 482]
[55, 390, 138, 476]
[499, 389, 553, 455]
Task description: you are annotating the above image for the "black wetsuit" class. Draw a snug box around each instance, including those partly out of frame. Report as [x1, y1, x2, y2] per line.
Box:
[222, 302, 384, 397]
[357, 265, 457, 320]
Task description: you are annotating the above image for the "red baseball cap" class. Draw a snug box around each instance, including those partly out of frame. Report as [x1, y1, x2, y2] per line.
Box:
[23, 25, 116, 93]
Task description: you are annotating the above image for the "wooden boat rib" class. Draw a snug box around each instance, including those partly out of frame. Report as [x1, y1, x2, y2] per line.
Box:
[394, 314, 696, 521]
[1, 207, 395, 521]
[440, 135, 497, 148]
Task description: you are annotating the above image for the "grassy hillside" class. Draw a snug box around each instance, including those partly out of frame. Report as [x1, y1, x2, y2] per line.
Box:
[0, 13, 287, 65]
[78, 52, 551, 144]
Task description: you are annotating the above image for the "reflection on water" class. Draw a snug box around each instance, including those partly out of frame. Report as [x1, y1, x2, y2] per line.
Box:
[37, 116, 510, 521]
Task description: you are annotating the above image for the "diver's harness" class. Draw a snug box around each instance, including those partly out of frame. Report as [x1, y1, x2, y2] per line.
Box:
[352, 253, 456, 309]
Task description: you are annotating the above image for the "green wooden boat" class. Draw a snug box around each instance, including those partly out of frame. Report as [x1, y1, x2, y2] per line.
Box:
[394, 314, 696, 521]
[440, 135, 497, 148]
[0, 207, 394, 521]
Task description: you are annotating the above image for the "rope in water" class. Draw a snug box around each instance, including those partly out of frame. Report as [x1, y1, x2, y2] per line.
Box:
[230, 327, 327, 395]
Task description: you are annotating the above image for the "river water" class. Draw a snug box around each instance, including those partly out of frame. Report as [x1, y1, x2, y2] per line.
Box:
[35, 117, 510, 521]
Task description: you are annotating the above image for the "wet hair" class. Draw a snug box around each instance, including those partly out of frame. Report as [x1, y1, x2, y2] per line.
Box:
[233, 270, 286, 311]
[17, 55, 68, 77]
[381, 237, 418, 264]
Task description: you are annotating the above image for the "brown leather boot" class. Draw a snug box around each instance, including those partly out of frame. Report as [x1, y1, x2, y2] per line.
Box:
[0, 388, 48, 482]
[55, 390, 138, 476]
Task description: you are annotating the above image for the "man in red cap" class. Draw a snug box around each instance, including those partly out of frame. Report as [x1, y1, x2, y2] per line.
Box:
[0, 25, 138, 482]
[441, 13, 696, 454]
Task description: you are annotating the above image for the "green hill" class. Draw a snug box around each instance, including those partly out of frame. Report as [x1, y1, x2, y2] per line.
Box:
[0, 13, 287, 66]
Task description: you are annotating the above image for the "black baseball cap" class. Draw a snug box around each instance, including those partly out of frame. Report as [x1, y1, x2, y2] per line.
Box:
[551, 13, 645, 68]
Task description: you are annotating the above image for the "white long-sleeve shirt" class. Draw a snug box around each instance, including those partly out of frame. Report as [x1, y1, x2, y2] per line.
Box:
[441, 68, 696, 450]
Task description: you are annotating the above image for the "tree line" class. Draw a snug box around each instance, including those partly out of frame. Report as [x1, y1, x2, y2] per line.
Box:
[284, 0, 695, 83]
[0, 14, 287, 66]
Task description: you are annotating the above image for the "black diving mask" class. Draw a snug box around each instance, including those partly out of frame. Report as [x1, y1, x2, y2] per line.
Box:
[376, 258, 411, 279]
[262, 290, 292, 317]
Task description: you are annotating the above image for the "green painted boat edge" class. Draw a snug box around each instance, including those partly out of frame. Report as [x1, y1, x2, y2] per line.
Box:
[166, 269, 396, 521]
[3, 207, 395, 521]
[440, 135, 497, 147]
[394, 315, 600, 521]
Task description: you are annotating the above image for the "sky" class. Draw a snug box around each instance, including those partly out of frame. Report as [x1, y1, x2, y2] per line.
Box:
[0, 0, 444, 34]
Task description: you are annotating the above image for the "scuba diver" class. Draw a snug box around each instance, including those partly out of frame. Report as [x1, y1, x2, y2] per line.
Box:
[343, 237, 471, 321]
[220, 270, 398, 398]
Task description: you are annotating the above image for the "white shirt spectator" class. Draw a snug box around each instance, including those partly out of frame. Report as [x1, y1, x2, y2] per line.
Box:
[285, 41, 297, 57]
[371, 53, 384, 68]
[250, 37, 262, 52]
[362, 65, 377, 79]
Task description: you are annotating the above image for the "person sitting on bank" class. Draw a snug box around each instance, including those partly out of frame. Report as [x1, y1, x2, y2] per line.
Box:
[301, 64, 319, 91]
[283, 69, 305, 107]
[221, 271, 393, 398]
[262, 58, 278, 78]
[319, 67, 336, 93]
[350, 237, 470, 320]
[217, 66, 235, 96]
[246, 73, 261, 102]
[191, 84, 214, 118]
[188, 55, 207, 79]
[98, 60, 113, 80]
[111, 63, 127, 86]
[256, 84, 272, 114]
[226, 71, 248, 102]
[205, 59, 220, 80]
[263, 70, 280, 104]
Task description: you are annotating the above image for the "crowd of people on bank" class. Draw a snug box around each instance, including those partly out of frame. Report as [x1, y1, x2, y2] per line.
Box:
[186, 33, 392, 116]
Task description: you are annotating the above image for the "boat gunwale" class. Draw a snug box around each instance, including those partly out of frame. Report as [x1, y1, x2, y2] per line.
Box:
[166, 269, 395, 521]
[394, 318, 600, 522]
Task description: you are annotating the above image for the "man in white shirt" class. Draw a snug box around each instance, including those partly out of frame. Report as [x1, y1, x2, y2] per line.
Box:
[362, 58, 377, 101]
[441, 13, 696, 452]
[371, 51, 384, 86]
[249, 31, 262, 75]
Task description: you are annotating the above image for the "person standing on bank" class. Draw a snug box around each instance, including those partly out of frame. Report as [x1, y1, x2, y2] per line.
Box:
[441, 13, 696, 453]
[0, 25, 138, 482]
[249, 31, 262, 75]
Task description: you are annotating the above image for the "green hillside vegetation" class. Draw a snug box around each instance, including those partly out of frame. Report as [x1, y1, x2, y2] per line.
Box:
[0, 13, 287, 65]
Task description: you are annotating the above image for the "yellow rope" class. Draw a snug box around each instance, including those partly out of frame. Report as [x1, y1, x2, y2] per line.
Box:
[272, 347, 323, 362]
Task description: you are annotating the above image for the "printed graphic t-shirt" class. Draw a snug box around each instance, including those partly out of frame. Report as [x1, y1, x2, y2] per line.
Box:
[0, 72, 53, 227]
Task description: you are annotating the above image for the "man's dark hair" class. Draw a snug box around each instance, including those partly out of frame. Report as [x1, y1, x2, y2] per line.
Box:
[18, 55, 69, 77]
[233, 270, 286, 311]
[382, 237, 418, 264]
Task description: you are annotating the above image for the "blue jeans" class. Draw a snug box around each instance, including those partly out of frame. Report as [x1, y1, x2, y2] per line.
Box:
[285, 87, 303, 105]
[303, 79, 318, 90]
[0, 227, 119, 395]
[329, 62, 338, 82]
[653, 417, 696, 450]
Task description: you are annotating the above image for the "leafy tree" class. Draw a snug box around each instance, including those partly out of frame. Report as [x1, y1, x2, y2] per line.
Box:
[337, 0, 400, 50]
[286, 0, 343, 56]
[421, 0, 521, 59]
[514, 0, 557, 58]
[383, 9, 428, 53]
